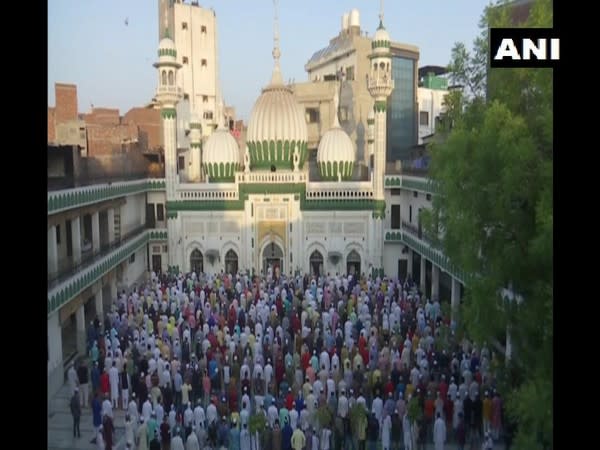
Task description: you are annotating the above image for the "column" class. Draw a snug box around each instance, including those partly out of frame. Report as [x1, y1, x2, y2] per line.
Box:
[75, 303, 86, 355]
[451, 277, 461, 323]
[48, 225, 58, 277]
[47, 311, 64, 399]
[71, 216, 82, 265]
[92, 211, 100, 254]
[407, 248, 413, 280]
[107, 208, 115, 244]
[110, 276, 118, 304]
[431, 265, 440, 300]
[94, 290, 103, 322]
[420, 257, 426, 292]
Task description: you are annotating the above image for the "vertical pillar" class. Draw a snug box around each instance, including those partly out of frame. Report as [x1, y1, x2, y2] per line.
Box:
[420, 257, 426, 293]
[406, 248, 413, 280]
[451, 277, 461, 323]
[94, 290, 103, 322]
[75, 303, 86, 355]
[48, 225, 58, 277]
[110, 276, 118, 304]
[92, 211, 100, 254]
[71, 216, 82, 265]
[107, 208, 115, 244]
[431, 265, 440, 300]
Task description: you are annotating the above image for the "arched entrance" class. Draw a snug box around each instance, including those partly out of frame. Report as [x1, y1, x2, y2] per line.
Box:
[346, 250, 361, 276]
[262, 242, 284, 277]
[309, 250, 324, 277]
[190, 249, 204, 274]
[224, 250, 238, 275]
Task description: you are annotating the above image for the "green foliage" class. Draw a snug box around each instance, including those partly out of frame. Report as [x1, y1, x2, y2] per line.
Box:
[426, 1, 553, 449]
[316, 405, 333, 428]
[248, 412, 267, 435]
[407, 396, 422, 424]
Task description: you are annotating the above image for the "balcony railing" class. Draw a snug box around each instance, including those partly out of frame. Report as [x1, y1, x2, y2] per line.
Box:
[48, 225, 147, 290]
[236, 172, 307, 184]
[401, 220, 437, 246]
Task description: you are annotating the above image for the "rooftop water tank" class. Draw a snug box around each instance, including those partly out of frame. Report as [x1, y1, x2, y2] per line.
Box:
[349, 9, 360, 29]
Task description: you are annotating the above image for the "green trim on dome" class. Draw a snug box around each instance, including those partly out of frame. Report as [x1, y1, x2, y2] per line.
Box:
[161, 108, 177, 119]
[374, 101, 387, 113]
[367, 118, 375, 125]
[202, 162, 239, 182]
[247, 139, 307, 171]
[158, 48, 177, 58]
[371, 40, 391, 50]
[318, 160, 354, 181]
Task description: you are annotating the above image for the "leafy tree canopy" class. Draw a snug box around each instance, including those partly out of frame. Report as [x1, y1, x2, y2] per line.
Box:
[423, 1, 553, 449]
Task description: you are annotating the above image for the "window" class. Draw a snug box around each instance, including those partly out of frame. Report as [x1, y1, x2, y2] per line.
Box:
[182, 56, 189, 64]
[152, 246, 161, 253]
[203, 111, 213, 120]
[201, 25, 207, 33]
[168, 70, 174, 85]
[420, 111, 429, 126]
[156, 204, 164, 221]
[162, 70, 167, 85]
[201, 59, 207, 67]
[346, 65, 355, 81]
[305, 108, 319, 124]
[129, 253, 135, 263]
[202, 95, 208, 103]
[163, 245, 168, 253]
[409, 205, 413, 223]
[56, 225, 61, 244]
[391, 188, 401, 196]
[183, 93, 189, 101]
[66, 219, 72, 256]
[426, 193, 432, 201]
[391, 205, 401, 229]
[181, 22, 188, 30]
[413, 191, 418, 198]
[178, 156, 185, 171]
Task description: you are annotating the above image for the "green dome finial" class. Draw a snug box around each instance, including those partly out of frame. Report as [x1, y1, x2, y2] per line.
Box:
[163, 27, 171, 39]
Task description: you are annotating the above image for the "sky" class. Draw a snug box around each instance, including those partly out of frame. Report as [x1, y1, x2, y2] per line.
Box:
[48, 0, 492, 121]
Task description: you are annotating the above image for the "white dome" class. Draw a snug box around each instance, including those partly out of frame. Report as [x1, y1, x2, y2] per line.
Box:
[202, 128, 240, 181]
[246, 81, 308, 170]
[373, 26, 390, 43]
[372, 22, 391, 53]
[157, 37, 177, 61]
[317, 104, 355, 181]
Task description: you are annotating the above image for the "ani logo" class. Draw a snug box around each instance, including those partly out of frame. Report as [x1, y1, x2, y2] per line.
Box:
[490, 28, 560, 68]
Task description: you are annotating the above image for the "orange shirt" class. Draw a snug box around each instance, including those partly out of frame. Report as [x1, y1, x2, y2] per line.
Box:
[483, 397, 493, 420]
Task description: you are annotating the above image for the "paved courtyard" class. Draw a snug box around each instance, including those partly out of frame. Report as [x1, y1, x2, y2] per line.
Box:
[48, 382, 128, 450]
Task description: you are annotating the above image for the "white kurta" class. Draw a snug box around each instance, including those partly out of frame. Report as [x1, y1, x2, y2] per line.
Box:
[433, 417, 446, 450]
[382, 415, 392, 448]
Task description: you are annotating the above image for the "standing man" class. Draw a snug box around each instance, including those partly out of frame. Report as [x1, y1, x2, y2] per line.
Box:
[291, 425, 306, 450]
[77, 361, 89, 408]
[68, 363, 78, 395]
[70, 388, 82, 438]
[109, 361, 120, 409]
[433, 412, 446, 450]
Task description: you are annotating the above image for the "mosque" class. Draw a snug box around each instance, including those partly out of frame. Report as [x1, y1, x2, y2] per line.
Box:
[157, 7, 424, 282]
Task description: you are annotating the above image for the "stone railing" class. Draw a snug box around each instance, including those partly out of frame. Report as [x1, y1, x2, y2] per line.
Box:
[305, 181, 373, 200]
[177, 184, 239, 200]
[236, 171, 307, 184]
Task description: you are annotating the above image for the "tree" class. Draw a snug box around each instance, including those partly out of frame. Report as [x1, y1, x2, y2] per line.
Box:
[423, 1, 553, 449]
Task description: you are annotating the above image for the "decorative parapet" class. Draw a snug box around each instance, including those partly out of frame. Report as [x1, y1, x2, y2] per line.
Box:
[384, 229, 403, 242]
[48, 179, 166, 215]
[384, 175, 439, 194]
[46, 229, 159, 316]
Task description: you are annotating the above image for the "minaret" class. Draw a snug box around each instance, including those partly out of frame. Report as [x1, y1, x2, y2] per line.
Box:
[367, 2, 394, 278]
[154, 31, 182, 270]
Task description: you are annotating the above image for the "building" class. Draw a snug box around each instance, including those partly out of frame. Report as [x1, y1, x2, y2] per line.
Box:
[417, 66, 450, 143]
[48, 3, 466, 400]
[295, 9, 420, 166]
[158, 0, 219, 139]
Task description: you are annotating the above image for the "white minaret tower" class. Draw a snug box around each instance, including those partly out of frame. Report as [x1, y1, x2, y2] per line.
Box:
[367, 1, 394, 278]
[154, 30, 182, 270]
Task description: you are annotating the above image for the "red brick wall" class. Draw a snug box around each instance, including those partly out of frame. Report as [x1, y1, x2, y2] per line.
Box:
[123, 107, 162, 151]
[54, 83, 78, 123]
[48, 107, 56, 143]
[86, 122, 139, 157]
[84, 108, 121, 126]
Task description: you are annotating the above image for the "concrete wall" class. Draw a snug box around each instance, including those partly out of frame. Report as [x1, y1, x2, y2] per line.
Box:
[48, 107, 56, 143]
[120, 192, 146, 236]
[122, 246, 147, 288]
[417, 87, 448, 142]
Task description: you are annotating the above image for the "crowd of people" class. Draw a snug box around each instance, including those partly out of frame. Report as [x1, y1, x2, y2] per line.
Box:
[66, 268, 509, 450]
